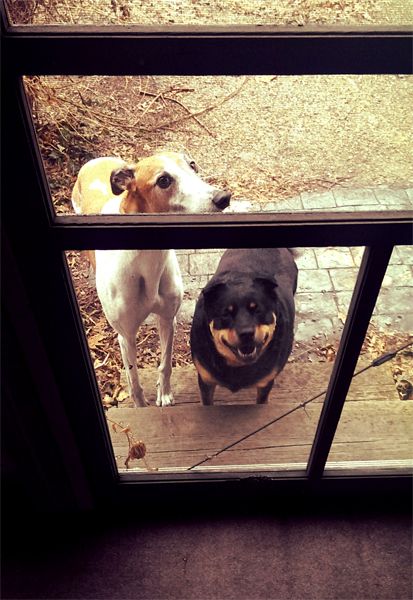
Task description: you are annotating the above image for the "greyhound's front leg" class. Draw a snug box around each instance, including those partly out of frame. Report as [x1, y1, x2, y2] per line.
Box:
[156, 315, 176, 407]
[118, 333, 148, 408]
[155, 252, 183, 407]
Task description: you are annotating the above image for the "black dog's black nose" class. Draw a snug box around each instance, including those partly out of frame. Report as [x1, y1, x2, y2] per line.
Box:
[212, 190, 231, 210]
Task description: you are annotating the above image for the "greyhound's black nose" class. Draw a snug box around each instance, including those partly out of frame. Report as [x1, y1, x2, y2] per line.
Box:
[212, 190, 231, 210]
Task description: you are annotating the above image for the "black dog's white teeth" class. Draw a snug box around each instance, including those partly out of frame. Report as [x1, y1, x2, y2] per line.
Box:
[222, 338, 258, 361]
[237, 347, 257, 360]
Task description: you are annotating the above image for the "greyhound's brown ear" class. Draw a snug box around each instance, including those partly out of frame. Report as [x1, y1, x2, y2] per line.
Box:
[110, 167, 135, 195]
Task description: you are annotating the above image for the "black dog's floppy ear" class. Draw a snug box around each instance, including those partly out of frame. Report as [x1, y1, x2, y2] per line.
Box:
[254, 276, 278, 297]
[110, 167, 135, 195]
[201, 282, 227, 314]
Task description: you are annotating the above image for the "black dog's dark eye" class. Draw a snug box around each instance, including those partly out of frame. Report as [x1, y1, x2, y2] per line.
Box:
[157, 174, 173, 189]
[224, 305, 236, 316]
[189, 160, 198, 172]
[248, 302, 258, 312]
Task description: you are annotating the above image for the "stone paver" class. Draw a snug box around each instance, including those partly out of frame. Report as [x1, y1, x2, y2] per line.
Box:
[295, 292, 338, 319]
[301, 190, 336, 210]
[333, 188, 377, 206]
[397, 246, 413, 265]
[383, 264, 413, 287]
[295, 250, 317, 270]
[329, 268, 359, 291]
[295, 318, 337, 342]
[350, 247, 365, 267]
[264, 196, 304, 212]
[296, 269, 333, 293]
[375, 188, 411, 207]
[176, 187, 412, 343]
[315, 247, 355, 268]
[334, 291, 353, 316]
[189, 252, 221, 276]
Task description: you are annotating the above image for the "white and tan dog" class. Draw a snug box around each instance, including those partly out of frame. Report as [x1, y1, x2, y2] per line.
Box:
[72, 151, 231, 407]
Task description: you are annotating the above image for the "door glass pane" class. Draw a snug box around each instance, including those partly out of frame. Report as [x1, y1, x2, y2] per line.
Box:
[25, 72, 410, 476]
[67, 245, 356, 475]
[326, 245, 413, 474]
[24, 75, 413, 217]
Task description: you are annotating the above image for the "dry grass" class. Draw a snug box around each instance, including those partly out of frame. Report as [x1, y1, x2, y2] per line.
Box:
[6, 0, 413, 26]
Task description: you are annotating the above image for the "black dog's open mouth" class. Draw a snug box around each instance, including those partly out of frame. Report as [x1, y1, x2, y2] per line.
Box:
[222, 338, 263, 364]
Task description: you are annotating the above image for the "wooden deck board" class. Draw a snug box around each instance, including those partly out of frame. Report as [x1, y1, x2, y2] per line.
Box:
[124, 361, 399, 406]
[108, 363, 411, 473]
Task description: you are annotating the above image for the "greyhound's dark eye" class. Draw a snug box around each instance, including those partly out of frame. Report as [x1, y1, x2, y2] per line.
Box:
[157, 174, 173, 189]
[189, 160, 198, 172]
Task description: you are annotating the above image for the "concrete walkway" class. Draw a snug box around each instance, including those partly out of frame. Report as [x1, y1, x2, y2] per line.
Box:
[175, 187, 413, 342]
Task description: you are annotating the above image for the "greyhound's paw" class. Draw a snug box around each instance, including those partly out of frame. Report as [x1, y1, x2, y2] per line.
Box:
[156, 391, 175, 407]
[134, 396, 149, 408]
[131, 388, 149, 408]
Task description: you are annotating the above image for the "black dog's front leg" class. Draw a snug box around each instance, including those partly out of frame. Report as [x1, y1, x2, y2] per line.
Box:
[198, 374, 216, 405]
[256, 379, 274, 404]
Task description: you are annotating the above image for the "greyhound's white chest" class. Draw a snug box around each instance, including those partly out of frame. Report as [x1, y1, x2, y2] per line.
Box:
[95, 250, 170, 301]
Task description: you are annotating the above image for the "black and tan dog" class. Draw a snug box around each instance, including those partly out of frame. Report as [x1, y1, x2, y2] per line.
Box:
[190, 248, 298, 405]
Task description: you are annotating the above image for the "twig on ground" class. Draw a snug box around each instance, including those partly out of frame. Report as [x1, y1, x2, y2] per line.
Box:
[146, 76, 249, 132]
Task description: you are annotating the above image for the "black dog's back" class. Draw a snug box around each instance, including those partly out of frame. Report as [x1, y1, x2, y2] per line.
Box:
[216, 248, 297, 296]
